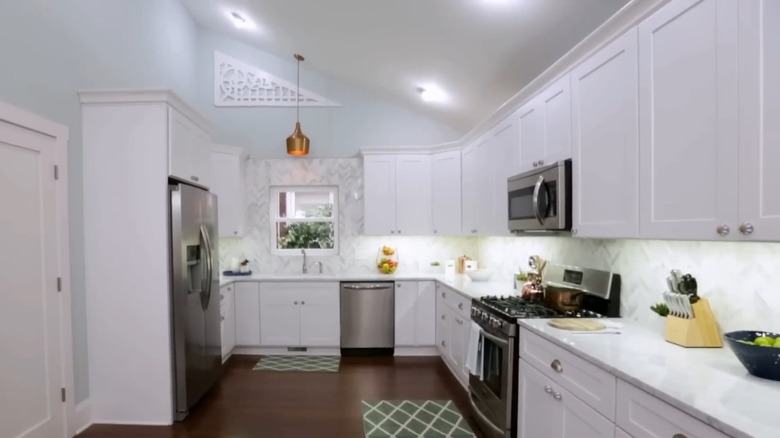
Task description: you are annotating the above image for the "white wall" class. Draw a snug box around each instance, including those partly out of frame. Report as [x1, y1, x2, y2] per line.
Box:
[195, 29, 463, 158]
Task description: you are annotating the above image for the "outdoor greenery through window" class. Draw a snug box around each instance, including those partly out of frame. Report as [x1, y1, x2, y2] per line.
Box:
[270, 186, 338, 255]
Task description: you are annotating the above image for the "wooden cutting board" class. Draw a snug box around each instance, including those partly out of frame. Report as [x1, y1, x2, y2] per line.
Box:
[547, 319, 606, 331]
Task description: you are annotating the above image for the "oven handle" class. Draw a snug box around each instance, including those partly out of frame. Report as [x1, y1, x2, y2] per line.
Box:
[532, 175, 545, 226]
[469, 393, 507, 438]
[481, 328, 509, 349]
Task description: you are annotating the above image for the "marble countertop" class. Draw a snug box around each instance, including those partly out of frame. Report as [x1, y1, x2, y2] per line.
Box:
[519, 319, 780, 438]
[219, 272, 518, 301]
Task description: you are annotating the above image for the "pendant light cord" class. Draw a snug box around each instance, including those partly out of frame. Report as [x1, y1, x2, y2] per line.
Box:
[296, 56, 300, 122]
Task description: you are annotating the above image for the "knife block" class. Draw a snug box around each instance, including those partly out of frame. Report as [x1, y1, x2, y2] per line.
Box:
[664, 298, 723, 348]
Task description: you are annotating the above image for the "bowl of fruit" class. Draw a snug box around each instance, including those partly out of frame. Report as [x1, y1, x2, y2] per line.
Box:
[376, 246, 398, 274]
[723, 330, 780, 381]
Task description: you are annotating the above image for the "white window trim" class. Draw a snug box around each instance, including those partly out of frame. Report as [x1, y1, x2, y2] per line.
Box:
[269, 185, 339, 256]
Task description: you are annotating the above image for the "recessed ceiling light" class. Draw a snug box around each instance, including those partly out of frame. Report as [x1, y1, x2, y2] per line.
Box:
[229, 11, 251, 29]
[417, 85, 447, 103]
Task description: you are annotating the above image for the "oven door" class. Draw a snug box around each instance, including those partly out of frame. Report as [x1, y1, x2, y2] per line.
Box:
[469, 328, 514, 438]
[507, 160, 571, 232]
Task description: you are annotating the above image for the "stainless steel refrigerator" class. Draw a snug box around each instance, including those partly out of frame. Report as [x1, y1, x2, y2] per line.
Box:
[169, 181, 221, 421]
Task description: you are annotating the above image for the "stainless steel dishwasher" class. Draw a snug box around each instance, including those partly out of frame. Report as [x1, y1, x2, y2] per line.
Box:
[340, 282, 395, 356]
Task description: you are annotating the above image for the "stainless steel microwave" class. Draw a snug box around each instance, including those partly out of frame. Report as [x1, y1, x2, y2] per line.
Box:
[507, 160, 572, 233]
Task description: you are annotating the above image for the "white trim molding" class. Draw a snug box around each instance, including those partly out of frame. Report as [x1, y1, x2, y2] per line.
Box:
[73, 400, 93, 436]
[214, 51, 341, 108]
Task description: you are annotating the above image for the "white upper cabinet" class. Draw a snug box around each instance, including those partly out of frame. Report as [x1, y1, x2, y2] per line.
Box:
[363, 154, 432, 235]
[169, 107, 211, 188]
[518, 99, 545, 173]
[738, 0, 780, 240]
[461, 142, 480, 235]
[518, 75, 573, 174]
[572, 28, 639, 238]
[489, 113, 520, 236]
[638, 0, 739, 240]
[210, 145, 245, 237]
[431, 150, 462, 235]
[474, 138, 495, 235]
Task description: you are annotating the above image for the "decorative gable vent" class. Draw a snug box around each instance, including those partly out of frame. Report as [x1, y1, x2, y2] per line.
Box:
[214, 51, 340, 107]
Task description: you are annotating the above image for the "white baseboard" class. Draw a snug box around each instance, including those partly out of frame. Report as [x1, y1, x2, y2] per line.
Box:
[394, 346, 439, 356]
[232, 347, 341, 356]
[73, 399, 92, 436]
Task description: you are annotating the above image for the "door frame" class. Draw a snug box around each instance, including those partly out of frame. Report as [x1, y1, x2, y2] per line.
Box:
[0, 102, 74, 436]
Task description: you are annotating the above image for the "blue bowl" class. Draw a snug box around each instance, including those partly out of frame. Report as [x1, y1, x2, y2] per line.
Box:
[723, 331, 780, 381]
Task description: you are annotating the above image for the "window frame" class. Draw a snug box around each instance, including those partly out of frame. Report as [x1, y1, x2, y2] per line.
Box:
[269, 185, 339, 256]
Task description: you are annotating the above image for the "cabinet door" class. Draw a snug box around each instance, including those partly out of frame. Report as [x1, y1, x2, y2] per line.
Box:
[192, 127, 212, 189]
[415, 281, 436, 346]
[448, 310, 467, 385]
[572, 29, 639, 238]
[258, 287, 301, 346]
[210, 149, 245, 237]
[394, 281, 418, 346]
[224, 287, 236, 355]
[234, 282, 261, 346]
[638, 0, 739, 240]
[431, 150, 462, 235]
[474, 138, 494, 235]
[436, 286, 450, 357]
[461, 144, 479, 235]
[363, 155, 396, 235]
[395, 155, 432, 235]
[560, 384, 615, 438]
[738, 0, 780, 240]
[458, 315, 471, 384]
[518, 99, 545, 173]
[298, 283, 340, 347]
[540, 74, 573, 165]
[518, 360, 562, 438]
[168, 108, 194, 183]
[490, 114, 520, 235]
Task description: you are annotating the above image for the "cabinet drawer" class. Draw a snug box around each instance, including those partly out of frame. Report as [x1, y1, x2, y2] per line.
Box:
[441, 287, 470, 317]
[519, 328, 616, 420]
[616, 380, 730, 438]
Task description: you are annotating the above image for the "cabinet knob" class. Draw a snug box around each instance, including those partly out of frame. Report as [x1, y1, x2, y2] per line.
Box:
[220, 294, 224, 300]
[551, 359, 563, 373]
[552, 391, 562, 401]
[458, 302, 463, 310]
[294, 301, 298, 305]
[433, 229, 438, 234]
[221, 316, 224, 321]
[390, 230, 395, 234]
[739, 223, 754, 236]
[233, 231, 238, 235]
[716, 224, 730, 236]
[544, 385, 553, 394]
[441, 340, 446, 347]
[191, 175, 199, 182]
[538, 160, 544, 166]
[301, 301, 305, 305]
[441, 314, 445, 320]
[572, 228, 578, 235]
[442, 292, 446, 298]
[533, 161, 538, 168]
[471, 229, 477, 234]
[397, 283, 401, 288]
[397, 230, 402, 234]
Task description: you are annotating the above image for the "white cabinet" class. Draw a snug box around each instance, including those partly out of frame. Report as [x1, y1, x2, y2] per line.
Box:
[363, 154, 432, 235]
[168, 107, 211, 187]
[210, 145, 245, 237]
[435, 286, 450, 358]
[461, 138, 493, 235]
[460, 142, 479, 235]
[234, 282, 261, 346]
[259, 282, 340, 347]
[488, 113, 520, 235]
[738, 0, 780, 241]
[571, 29, 640, 238]
[220, 284, 236, 361]
[394, 281, 436, 347]
[436, 284, 470, 387]
[638, 0, 739, 240]
[518, 75, 573, 174]
[431, 150, 462, 235]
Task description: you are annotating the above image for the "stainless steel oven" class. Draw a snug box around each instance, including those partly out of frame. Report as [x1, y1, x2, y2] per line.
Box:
[507, 160, 571, 233]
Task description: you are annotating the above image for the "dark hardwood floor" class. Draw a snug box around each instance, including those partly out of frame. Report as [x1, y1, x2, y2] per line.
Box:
[78, 355, 486, 438]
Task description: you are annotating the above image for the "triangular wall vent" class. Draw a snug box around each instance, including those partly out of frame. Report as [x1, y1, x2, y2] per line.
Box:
[214, 51, 340, 107]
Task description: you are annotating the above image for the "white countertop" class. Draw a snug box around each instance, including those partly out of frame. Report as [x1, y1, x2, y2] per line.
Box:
[519, 319, 780, 438]
[219, 272, 518, 301]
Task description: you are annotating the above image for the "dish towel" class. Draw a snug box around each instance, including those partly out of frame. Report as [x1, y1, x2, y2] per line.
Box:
[465, 321, 483, 377]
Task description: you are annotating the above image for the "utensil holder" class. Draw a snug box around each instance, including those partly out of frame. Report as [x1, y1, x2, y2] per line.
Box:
[664, 298, 723, 348]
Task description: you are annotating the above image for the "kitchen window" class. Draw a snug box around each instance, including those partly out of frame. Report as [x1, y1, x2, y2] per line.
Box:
[270, 186, 338, 256]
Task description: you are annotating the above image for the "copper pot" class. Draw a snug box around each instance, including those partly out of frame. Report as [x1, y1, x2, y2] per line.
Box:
[544, 285, 585, 312]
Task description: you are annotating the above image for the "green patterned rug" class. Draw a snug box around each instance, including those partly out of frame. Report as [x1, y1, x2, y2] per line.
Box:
[362, 400, 476, 438]
[252, 355, 340, 372]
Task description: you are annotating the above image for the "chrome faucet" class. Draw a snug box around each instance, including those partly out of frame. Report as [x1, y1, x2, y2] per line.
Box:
[311, 261, 323, 274]
[301, 249, 307, 274]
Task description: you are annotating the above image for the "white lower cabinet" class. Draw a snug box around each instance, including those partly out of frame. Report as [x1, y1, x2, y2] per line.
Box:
[436, 284, 471, 387]
[234, 282, 261, 346]
[220, 284, 236, 361]
[436, 289, 449, 357]
[395, 281, 436, 347]
[259, 282, 340, 348]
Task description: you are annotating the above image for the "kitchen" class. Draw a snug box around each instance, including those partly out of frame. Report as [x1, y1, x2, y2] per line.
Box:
[1, 1, 779, 438]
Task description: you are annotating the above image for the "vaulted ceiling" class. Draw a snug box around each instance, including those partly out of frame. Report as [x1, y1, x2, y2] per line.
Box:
[182, 0, 629, 132]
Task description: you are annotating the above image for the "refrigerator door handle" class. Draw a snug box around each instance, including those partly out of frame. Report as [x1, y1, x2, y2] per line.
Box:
[199, 225, 214, 309]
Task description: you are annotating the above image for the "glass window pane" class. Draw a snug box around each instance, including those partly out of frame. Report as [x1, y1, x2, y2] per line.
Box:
[276, 221, 335, 250]
[276, 190, 334, 218]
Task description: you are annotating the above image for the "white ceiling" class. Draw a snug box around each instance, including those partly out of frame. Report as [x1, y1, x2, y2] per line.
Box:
[182, 0, 629, 132]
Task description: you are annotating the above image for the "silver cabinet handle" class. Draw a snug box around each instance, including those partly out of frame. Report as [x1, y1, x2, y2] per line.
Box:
[441, 292, 446, 298]
[572, 228, 578, 235]
[533, 161, 538, 168]
[672, 435, 688, 438]
[390, 230, 394, 234]
[294, 301, 298, 305]
[471, 229, 477, 234]
[716, 224, 730, 236]
[433, 229, 438, 234]
[397, 230, 402, 234]
[544, 385, 553, 394]
[538, 160, 544, 166]
[397, 283, 401, 287]
[552, 391, 562, 401]
[458, 303, 463, 310]
[551, 359, 563, 373]
[441, 340, 446, 347]
[739, 223, 754, 235]
[221, 316, 224, 321]
[191, 175, 199, 182]
[233, 230, 238, 235]
[220, 294, 224, 300]
[301, 301, 305, 305]
[441, 314, 445, 320]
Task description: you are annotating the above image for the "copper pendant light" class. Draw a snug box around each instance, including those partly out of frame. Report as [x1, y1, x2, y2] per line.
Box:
[286, 53, 310, 156]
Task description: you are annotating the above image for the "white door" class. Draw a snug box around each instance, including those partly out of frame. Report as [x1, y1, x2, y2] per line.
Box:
[394, 281, 417, 346]
[259, 290, 301, 346]
[395, 155, 432, 235]
[559, 385, 615, 438]
[210, 149, 245, 237]
[638, 0, 739, 240]
[540, 74, 573, 165]
[234, 282, 261, 346]
[297, 283, 340, 347]
[572, 29, 640, 238]
[518, 98, 545, 173]
[414, 281, 436, 346]
[518, 360, 562, 438]
[461, 144, 479, 235]
[474, 138, 494, 235]
[363, 155, 397, 235]
[0, 118, 64, 438]
[738, 0, 780, 240]
[431, 150, 462, 235]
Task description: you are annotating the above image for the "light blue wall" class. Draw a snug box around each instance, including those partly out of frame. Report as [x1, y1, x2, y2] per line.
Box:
[0, 0, 200, 403]
[195, 29, 463, 158]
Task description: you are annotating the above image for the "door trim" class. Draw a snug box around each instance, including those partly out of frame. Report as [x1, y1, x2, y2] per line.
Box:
[0, 102, 74, 436]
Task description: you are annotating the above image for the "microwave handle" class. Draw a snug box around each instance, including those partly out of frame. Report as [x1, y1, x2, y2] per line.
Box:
[532, 175, 545, 225]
